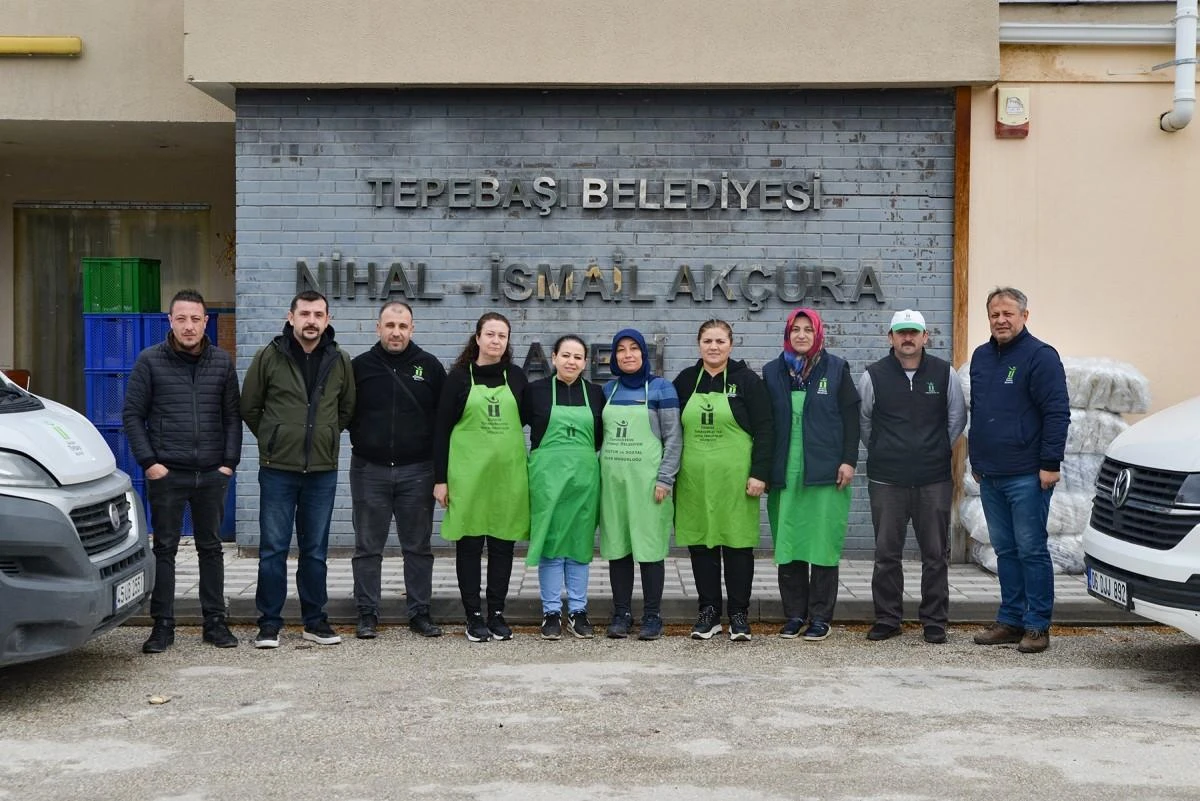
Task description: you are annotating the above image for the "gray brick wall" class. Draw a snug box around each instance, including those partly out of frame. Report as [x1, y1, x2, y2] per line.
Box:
[234, 89, 956, 557]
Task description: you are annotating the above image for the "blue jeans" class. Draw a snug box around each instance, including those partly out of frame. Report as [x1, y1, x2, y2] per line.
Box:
[538, 557, 590, 615]
[256, 467, 338, 629]
[979, 473, 1055, 631]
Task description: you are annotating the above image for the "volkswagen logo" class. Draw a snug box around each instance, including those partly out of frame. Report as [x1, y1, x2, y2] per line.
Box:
[1111, 468, 1132, 509]
[107, 502, 122, 531]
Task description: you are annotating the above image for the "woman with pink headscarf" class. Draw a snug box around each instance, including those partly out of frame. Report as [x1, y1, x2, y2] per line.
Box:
[762, 308, 861, 641]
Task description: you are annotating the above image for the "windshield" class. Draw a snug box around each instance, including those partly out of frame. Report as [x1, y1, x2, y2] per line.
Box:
[0, 375, 46, 413]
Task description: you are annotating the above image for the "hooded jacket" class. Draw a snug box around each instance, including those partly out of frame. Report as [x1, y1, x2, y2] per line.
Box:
[350, 340, 446, 466]
[240, 323, 355, 473]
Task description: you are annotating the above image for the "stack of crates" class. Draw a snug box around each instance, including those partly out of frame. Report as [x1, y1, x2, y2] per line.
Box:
[81, 257, 235, 540]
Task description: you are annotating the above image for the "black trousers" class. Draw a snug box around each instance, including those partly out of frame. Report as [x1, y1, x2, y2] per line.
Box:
[688, 545, 754, 617]
[778, 560, 839, 623]
[609, 556, 665, 618]
[455, 536, 515, 617]
[869, 480, 953, 627]
[147, 469, 229, 623]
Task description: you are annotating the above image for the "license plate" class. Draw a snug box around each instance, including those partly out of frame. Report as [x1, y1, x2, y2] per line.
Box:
[1087, 567, 1129, 609]
[114, 570, 146, 614]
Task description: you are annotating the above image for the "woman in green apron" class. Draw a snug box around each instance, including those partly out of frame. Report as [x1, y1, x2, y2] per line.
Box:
[762, 308, 861, 642]
[433, 312, 529, 642]
[672, 320, 773, 642]
[521, 335, 604, 640]
[599, 328, 682, 640]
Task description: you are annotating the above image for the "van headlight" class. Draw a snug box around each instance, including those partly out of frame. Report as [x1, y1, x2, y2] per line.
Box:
[1178, 474, 1200, 508]
[0, 451, 56, 488]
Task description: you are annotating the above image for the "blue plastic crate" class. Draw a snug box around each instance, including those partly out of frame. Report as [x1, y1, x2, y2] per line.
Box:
[97, 425, 139, 476]
[84, 371, 130, 427]
[141, 312, 218, 349]
[83, 315, 143, 371]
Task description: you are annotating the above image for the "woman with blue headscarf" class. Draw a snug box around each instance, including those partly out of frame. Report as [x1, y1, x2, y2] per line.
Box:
[763, 308, 860, 642]
[598, 328, 682, 640]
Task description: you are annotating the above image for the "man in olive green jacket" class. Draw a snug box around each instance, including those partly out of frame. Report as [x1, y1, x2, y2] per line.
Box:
[240, 290, 356, 649]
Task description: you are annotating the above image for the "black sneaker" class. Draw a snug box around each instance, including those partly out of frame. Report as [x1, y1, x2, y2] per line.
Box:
[866, 622, 902, 641]
[567, 611, 595, 639]
[691, 605, 721, 640]
[803, 621, 831, 641]
[202, 616, 239, 648]
[254, 625, 281, 649]
[302, 620, 342, 645]
[729, 611, 751, 642]
[465, 613, 491, 642]
[778, 618, 806, 639]
[607, 611, 633, 639]
[142, 620, 175, 654]
[356, 613, 379, 640]
[408, 613, 443, 638]
[923, 624, 948, 644]
[541, 612, 562, 640]
[638, 614, 664, 640]
[488, 611, 513, 641]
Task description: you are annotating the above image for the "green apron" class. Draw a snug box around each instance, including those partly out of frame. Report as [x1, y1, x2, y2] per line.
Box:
[598, 383, 673, 562]
[526, 379, 599, 566]
[441, 366, 530, 542]
[766, 389, 851, 566]
[674, 369, 760, 549]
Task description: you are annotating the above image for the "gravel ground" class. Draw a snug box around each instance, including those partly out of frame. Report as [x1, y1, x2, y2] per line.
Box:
[2, 623, 1199, 801]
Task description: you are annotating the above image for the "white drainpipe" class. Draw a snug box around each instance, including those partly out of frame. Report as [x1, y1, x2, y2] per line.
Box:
[1160, 0, 1198, 132]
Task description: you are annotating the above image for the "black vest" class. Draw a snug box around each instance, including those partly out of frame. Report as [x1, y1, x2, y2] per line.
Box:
[865, 352, 952, 486]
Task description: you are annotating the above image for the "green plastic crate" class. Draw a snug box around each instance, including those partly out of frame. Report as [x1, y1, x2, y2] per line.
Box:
[81, 257, 161, 313]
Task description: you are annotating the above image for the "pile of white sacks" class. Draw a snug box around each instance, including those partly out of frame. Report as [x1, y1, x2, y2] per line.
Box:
[957, 357, 1150, 574]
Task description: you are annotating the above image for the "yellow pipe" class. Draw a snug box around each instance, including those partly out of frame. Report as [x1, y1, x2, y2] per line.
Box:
[0, 36, 82, 57]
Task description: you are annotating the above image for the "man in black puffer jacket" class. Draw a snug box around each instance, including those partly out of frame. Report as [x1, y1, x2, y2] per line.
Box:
[123, 289, 242, 654]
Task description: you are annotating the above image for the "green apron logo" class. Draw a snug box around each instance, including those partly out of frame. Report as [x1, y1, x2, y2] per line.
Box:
[486, 395, 501, 418]
[699, 401, 715, 427]
[615, 420, 629, 439]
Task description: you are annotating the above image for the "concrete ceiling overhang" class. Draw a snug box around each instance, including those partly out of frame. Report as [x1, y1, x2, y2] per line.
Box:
[182, 0, 1002, 109]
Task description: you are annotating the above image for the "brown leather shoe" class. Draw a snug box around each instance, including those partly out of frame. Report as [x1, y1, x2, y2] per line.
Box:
[973, 622, 1024, 645]
[1017, 629, 1050, 653]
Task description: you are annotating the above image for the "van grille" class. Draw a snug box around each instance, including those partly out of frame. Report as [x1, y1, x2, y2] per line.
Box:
[1089, 458, 1200, 550]
[70, 493, 132, 557]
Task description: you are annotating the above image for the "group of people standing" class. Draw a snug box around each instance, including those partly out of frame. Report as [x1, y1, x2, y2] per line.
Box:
[124, 284, 1068, 653]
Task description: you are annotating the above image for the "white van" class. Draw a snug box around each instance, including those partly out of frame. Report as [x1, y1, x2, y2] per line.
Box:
[1083, 395, 1200, 640]
[0, 371, 152, 667]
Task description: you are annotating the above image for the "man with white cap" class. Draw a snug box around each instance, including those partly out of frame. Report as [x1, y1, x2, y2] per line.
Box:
[858, 309, 966, 644]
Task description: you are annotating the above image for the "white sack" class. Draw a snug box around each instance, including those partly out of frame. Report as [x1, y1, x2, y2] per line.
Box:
[1048, 532, 1085, 575]
[970, 540, 998, 574]
[958, 496, 990, 544]
[1062, 357, 1151, 414]
[1047, 490, 1094, 537]
[1066, 409, 1128, 454]
[1061, 453, 1106, 494]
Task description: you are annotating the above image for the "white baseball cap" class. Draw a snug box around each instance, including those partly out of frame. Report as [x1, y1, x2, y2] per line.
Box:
[890, 309, 926, 332]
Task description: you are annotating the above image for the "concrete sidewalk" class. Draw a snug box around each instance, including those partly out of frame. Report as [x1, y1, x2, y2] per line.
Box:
[146, 543, 1141, 628]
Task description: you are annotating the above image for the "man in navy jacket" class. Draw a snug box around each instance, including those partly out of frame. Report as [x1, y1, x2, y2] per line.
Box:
[969, 287, 1069, 654]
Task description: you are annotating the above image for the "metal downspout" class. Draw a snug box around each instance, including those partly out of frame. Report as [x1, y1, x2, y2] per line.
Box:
[1160, 0, 1198, 132]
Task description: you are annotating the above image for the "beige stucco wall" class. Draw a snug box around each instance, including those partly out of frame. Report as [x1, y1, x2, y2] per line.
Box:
[0, 0, 230, 123]
[0, 151, 234, 369]
[969, 44, 1200, 414]
[183, 0, 998, 102]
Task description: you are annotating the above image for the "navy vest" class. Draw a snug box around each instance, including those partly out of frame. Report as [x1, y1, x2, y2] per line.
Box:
[865, 352, 952, 485]
[764, 352, 846, 488]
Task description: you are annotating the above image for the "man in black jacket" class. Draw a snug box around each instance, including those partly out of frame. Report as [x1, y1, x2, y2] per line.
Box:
[858, 309, 966, 645]
[123, 290, 241, 653]
[349, 301, 447, 639]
